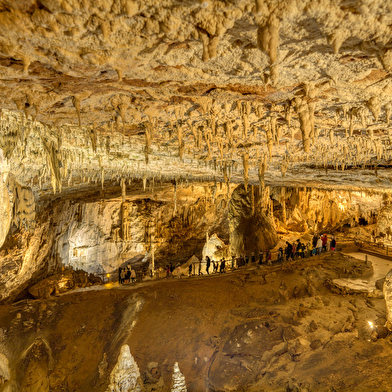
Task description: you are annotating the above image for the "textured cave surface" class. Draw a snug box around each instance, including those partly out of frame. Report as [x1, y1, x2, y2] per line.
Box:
[2, 0, 392, 391]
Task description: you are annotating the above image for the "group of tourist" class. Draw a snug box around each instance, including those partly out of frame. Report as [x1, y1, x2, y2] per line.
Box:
[118, 265, 137, 284]
[119, 233, 337, 282]
[282, 234, 337, 261]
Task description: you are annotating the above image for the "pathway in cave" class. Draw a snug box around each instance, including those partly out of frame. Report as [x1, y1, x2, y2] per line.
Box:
[333, 252, 392, 291]
[62, 264, 263, 296]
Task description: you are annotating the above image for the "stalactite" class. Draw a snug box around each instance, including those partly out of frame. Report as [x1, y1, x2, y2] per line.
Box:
[281, 187, 286, 224]
[173, 180, 177, 217]
[41, 137, 62, 194]
[266, 121, 273, 158]
[257, 14, 280, 64]
[329, 130, 334, 145]
[177, 123, 184, 159]
[295, 97, 312, 153]
[106, 136, 110, 155]
[367, 96, 381, 122]
[242, 149, 249, 192]
[118, 103, 127, 134]
[72, 96, 81, 128]
[90, 122, 97, 152]
[121, 177, 126, 202]
[281, 158, 288, 178]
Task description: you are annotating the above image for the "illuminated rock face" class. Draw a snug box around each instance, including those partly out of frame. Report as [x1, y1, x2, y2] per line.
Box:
[202, 233, 229, 263]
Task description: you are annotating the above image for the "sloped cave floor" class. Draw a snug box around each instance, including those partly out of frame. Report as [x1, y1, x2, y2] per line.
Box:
[0, 252, 391, 392]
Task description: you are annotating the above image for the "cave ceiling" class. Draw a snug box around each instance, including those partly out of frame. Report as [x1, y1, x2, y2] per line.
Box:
[1, 0, 392, 200]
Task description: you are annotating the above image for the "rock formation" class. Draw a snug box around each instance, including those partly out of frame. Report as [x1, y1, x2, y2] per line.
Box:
[171, 362, 187, 392]
[107, 345, 142, 392]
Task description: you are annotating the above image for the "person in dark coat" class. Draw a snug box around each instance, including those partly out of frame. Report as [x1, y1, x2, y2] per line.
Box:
[330, 236, 336, 251]
[285, 241, 293, 261]
[220, 258, 226, 273]
[259, 251, 264, 265]
[206, 256, 211, 274]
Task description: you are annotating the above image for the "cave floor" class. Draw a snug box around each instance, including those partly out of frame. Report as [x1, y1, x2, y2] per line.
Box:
[0, 252, 391, 392]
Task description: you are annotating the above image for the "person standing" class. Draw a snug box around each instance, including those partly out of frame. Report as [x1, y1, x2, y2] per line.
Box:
[330, 236, 336, 251]
[322, 234, 328, 252]
[307, 242, 313, 257]
[220, 258, 226, 273]
[251, 252, 256, 263]
[198, 258, 203, 275]
[188, 263, 192, 277]
[126, 264, 131, 283]
[266, 251, 272, 266]
[231, 255, 236, 269]
[130, 268, 136, 283]
[316, 236, 322, 255]
[285, 242, 292, 261]
[258, 251, 264, 265]
[206, 256, 211, 274]
[120, 268, 126, 284]
[291, 241, 297, 260]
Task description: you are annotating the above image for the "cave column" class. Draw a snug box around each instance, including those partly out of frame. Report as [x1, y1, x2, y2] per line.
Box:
[121, 202, 131, 241]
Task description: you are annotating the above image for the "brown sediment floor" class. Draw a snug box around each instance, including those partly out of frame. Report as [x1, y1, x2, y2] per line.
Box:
[0, 252, 390, 392]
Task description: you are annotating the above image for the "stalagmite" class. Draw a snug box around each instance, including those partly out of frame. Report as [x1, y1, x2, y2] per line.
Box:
[171, 362, 187, 392]
[106, 345, 142, 392]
